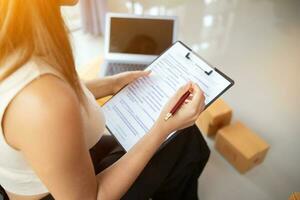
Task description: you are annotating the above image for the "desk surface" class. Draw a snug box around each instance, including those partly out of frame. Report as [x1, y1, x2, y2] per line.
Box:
[78, 56, 102, 81]
[78, 56, 111, 106]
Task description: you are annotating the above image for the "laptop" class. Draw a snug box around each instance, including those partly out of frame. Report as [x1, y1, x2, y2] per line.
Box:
[102, 13, 178, 76]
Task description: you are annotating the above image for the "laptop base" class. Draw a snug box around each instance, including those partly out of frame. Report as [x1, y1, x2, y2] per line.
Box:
[105, 63, 148, 76]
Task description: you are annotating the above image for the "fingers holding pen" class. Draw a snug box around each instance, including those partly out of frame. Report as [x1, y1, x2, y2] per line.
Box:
[189, 83, 206, 112]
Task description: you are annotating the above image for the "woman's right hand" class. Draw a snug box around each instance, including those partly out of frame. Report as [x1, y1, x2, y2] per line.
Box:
[154, 82, 206, 136]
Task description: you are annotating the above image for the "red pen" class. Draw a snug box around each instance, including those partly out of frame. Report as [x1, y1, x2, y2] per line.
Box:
[164, 87, 193, 121]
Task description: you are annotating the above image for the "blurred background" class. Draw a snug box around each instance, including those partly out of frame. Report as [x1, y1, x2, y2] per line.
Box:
[62, 0, 300, 199]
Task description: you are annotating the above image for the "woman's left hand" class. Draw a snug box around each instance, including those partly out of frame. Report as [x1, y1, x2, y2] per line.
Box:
[111, 70, 151, 94]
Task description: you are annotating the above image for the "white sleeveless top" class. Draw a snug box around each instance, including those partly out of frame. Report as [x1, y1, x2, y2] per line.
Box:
[0, 57, 106, 195]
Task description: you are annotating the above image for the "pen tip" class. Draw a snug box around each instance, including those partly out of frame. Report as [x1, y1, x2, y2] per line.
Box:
[164, 113, 172, 121]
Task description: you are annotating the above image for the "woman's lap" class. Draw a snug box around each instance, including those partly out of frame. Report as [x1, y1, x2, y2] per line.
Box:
[124, 125, 210, 200]
[92, 125, 210, 200]
[40, 125, 210, 200]
[89, 135, 123, 174]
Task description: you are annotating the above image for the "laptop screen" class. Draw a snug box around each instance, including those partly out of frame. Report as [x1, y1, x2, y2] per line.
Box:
[109, 17, 174, 55]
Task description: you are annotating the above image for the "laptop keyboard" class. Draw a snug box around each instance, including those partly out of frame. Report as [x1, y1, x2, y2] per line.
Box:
[105, 63, 148, 76]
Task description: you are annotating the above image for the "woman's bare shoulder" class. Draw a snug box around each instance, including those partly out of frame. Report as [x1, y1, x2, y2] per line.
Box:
[3, 74, 83, 150]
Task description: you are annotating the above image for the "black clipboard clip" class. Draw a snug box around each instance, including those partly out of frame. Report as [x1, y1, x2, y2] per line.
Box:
[185, 52, 213, 75]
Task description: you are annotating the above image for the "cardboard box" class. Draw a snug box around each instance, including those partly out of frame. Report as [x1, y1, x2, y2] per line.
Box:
[196, 99, 232, 136]
[215, 121, 270, 173]
[289, 193, 300, 200]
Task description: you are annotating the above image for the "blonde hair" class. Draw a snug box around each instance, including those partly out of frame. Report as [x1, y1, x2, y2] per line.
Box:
[0, 0, 84, 102]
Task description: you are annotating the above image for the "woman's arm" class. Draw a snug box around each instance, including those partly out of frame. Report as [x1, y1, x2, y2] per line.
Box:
[84, 76, 115, 99]
[84, 71, 150, 99]
[4, 75, 98, 200]
[96, 123, 167, 199]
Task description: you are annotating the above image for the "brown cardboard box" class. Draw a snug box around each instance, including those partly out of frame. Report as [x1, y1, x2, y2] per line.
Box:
[215, 121, 270, 173]
[289, 193, 300, 200]
[196, 99, 232, 136]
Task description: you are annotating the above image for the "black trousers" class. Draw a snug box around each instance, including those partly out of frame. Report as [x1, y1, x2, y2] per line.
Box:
[1, 125, 210, 200]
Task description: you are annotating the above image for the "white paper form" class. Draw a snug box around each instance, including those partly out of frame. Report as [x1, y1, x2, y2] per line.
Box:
[102, 42, 233, 151]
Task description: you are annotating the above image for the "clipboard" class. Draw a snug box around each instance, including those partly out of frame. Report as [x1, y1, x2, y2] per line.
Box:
[180, 42, 234, 109]
[102, 41, 234, 152]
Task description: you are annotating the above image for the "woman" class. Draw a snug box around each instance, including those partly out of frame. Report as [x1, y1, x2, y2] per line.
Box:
[0, 0, 210, 199]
